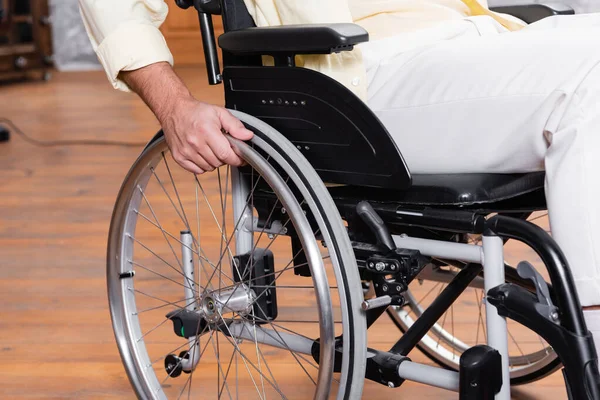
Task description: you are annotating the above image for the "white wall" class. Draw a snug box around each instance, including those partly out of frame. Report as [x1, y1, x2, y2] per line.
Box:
[50, 0, 100, 71]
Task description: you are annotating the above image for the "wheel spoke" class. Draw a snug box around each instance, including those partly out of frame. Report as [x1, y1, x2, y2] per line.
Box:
[195, 176, 236, 267]
[507, 328, 529, 362]
[218, 347, 238, 399]
[162, 154, 193, 235]
[245, 239, 325, 312]
[528, 212, 549, 223]
[129, 233, 197, 294]
[213, 321, 267, 399]
[217, 315, 288, 399]
[210, 259, 327, 295]
[474, 289, 483, 346]
[129, 260, 196, 293]
[130, 288, 195, 314]
[150, 164, 190, 234]
[207, 325, 235, 400]
[139, 187, 184, 271]
[136, 210, 215, 271]
[248, 302, 318, 385]
[416, 281, 441, 305]
[239, 319, 301, 390]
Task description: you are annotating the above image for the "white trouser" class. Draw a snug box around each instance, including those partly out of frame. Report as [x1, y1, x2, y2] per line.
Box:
[363, 13, 600, 306]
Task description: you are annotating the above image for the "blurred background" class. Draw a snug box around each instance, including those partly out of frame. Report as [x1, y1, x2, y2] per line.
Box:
[0, 1, 227, 398]
[0, 0, 598, 399]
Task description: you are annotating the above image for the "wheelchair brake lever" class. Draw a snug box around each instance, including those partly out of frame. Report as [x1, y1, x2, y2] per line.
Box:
[356, 201, 396, 252]
[517, 260, 560, 323]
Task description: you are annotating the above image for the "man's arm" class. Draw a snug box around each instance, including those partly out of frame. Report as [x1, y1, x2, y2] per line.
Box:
[120, 63, 253, 173]
[79, 0, 252, 173]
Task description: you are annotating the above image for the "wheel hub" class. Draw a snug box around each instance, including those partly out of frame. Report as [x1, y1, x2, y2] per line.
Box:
[201, 284, 255, 323]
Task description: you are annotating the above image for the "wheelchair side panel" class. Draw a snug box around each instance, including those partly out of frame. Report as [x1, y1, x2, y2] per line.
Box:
[223, 66, 412, 190]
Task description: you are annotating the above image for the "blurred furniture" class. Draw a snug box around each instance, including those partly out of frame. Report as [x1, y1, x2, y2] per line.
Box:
[0, 0, 53, 81]
[50, 0, 100, 71]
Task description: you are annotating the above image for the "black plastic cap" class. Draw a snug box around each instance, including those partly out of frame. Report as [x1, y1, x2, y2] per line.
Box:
[0, 127, 9, 142]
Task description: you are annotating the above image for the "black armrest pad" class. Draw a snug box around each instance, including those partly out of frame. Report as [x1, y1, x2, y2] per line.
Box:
[218, 23, 369, 55]
[491, 3, 574, 24]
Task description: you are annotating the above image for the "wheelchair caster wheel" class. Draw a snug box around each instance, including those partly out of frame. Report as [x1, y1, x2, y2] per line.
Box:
[178, 351, 191, 374]
[164, 354, 183, 378]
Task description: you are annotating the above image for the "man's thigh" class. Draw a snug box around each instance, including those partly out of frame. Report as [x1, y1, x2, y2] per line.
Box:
[366, 14, 600, 174]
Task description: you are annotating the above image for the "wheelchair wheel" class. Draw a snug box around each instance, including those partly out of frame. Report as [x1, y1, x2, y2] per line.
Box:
[107, 113, 366, 399]
[386, 211, 560, 385]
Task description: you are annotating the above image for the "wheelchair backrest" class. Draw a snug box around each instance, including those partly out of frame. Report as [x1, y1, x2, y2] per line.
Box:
[220, 0, 255, 32]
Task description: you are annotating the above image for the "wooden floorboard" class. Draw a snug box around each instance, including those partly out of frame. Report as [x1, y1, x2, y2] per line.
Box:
[0, 70, 567, 399]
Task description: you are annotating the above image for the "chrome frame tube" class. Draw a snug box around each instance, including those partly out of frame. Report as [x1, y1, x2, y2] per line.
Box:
[397, 361, 460, 391]
[482, 234, 510, 400]
[231, 167, 254, 255]
[393, 234, 483, 264]
[228, 321, 314, 354]
[180, 231, 200, 372]
[389, 233, 510, 398]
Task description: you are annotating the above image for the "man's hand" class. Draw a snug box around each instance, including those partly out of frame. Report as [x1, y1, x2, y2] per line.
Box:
[120, 62, 253, 174]
[159, 96, 253, 174]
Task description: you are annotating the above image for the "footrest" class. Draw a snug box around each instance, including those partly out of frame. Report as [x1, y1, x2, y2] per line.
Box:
[459, 345, 502, 400]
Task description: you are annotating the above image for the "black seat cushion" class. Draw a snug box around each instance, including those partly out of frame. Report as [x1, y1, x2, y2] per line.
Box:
[402, 172, 545, 205]
[328, 172, 545, 207]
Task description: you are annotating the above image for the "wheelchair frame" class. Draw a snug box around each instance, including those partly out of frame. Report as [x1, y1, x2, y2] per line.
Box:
[146, 0, 599, 398]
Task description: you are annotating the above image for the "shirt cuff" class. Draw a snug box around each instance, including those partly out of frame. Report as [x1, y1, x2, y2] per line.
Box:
[96, 21, 174, 91]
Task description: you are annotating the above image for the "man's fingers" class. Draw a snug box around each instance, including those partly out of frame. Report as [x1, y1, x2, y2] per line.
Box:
[178, 159, 205, 175]
[188, 152, 215, 172]
[195, 144, 223, 169]
[190, 126, 241, 168]
[177, 147, 215, 173]
[217, 108, 254, 140]
[207, 133, 245, 167]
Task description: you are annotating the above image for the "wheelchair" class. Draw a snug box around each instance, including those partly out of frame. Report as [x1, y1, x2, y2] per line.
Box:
[106, 1, 600, 398]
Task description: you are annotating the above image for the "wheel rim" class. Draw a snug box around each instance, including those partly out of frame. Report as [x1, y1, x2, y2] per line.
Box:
[107, 137, 352, 399]
[387, 211, 559, 382]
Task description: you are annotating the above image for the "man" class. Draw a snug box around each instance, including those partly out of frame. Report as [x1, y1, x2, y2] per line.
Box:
[79, 0, 600, 356]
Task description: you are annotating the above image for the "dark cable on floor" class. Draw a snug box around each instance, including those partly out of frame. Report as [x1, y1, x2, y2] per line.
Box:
[0, 118, 147, 147]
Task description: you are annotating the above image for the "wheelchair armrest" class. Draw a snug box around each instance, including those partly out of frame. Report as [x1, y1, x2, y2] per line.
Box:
[490, 3, 574, 24]
[218, 23, 369, 56]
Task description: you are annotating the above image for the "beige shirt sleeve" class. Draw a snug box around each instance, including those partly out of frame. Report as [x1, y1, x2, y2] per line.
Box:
[78, 0, 174, 91]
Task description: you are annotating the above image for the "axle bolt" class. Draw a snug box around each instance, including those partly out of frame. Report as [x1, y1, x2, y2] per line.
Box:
[375, 262, 386, 271]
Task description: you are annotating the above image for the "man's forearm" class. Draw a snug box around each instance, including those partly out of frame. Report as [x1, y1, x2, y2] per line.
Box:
[120, 62, 193, 124]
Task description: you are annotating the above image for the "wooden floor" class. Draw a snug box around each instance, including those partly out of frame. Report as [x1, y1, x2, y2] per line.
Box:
[0, 69, 568, 399]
